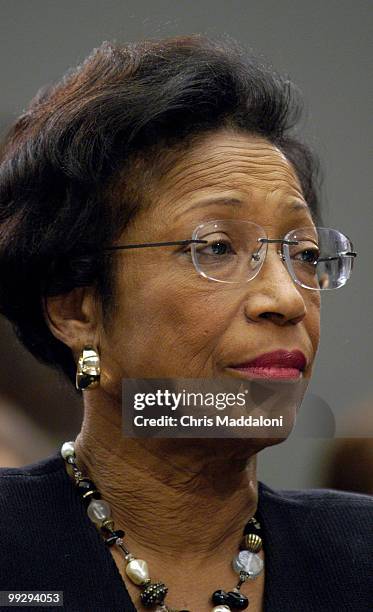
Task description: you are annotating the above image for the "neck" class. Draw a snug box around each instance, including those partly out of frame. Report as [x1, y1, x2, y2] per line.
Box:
[74, 390, 259, 566]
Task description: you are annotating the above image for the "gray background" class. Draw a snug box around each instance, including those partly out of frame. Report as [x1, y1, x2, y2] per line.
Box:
[0, 0, 372, 487]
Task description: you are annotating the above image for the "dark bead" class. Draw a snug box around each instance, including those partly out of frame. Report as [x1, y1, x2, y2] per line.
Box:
[140, 582, 168, 607]
[212, 589, 228, 605]
[104, 530, 125, 546]
[77, 478, 96, 493]
[226, 590, 249, 609]
[76, 479, 101, 505]
[77, 479, 100, 496]
[243, 515, 261, 536]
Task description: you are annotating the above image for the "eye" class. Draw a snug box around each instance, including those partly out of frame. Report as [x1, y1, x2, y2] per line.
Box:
[203, 240, 233, 256]
[293, 247, 320, 265]
[193, 233, 236, 257]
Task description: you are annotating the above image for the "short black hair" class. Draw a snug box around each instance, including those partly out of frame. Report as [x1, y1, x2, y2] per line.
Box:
[0, 34, 322, 386]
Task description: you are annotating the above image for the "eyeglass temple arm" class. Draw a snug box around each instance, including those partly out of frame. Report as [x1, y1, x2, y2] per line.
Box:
[103, 239, 208, 251]
[258, 239, 357, 259]
[317, 252, 357, 262]
[103, 240, 357, 260]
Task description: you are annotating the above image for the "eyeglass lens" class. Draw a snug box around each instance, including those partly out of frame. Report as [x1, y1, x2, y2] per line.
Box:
[191, 220, 354, 290]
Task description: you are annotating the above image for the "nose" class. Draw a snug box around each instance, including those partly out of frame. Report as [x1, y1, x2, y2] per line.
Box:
[244, 243, 307, 326]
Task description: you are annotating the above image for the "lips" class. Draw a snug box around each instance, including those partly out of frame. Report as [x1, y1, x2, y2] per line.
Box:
[231, 349, 307, 371]
[227, 349, 307, 380]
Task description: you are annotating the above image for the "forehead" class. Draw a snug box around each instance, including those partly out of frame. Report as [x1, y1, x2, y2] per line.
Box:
[153, 130, 305, 212]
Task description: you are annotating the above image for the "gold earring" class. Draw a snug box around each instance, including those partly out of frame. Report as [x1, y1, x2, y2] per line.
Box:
[76, 346, 101, 391]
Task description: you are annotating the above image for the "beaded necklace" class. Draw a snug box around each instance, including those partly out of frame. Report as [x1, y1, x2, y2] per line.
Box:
[61, 441, 264, 612]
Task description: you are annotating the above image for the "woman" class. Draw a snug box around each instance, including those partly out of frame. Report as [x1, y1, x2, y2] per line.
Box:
[0, 35, 371, 612]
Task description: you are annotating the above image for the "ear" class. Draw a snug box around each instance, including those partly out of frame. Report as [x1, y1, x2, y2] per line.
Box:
[43, 287, 102, 356]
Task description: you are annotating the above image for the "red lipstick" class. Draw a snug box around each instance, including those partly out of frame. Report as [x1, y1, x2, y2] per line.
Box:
[229, 349, 307, 380]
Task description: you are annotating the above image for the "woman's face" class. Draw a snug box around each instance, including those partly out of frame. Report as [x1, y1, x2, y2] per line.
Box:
[98, 130, 320, 395]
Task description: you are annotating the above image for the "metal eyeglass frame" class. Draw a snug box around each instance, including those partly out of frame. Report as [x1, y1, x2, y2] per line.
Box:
[102, 233, 357, 289]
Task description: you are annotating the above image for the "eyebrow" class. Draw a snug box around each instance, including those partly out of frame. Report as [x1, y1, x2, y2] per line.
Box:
[177, 196, 309, 217]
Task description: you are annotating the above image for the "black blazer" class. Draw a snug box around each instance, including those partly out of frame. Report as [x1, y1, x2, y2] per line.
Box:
[0, 452, 372, 611]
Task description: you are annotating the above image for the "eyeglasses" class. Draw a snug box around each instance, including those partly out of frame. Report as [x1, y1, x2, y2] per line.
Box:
[103, 219, 357, 290]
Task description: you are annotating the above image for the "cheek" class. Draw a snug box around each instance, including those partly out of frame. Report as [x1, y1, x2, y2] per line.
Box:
[107, 272, 237, 377]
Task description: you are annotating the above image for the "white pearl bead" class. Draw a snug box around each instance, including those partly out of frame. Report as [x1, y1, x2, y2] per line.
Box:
[87, 499, 111, 524]
[61, 441, 76, 460]
[212, 606, 231, 612]
[125, 558, 149, 585]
